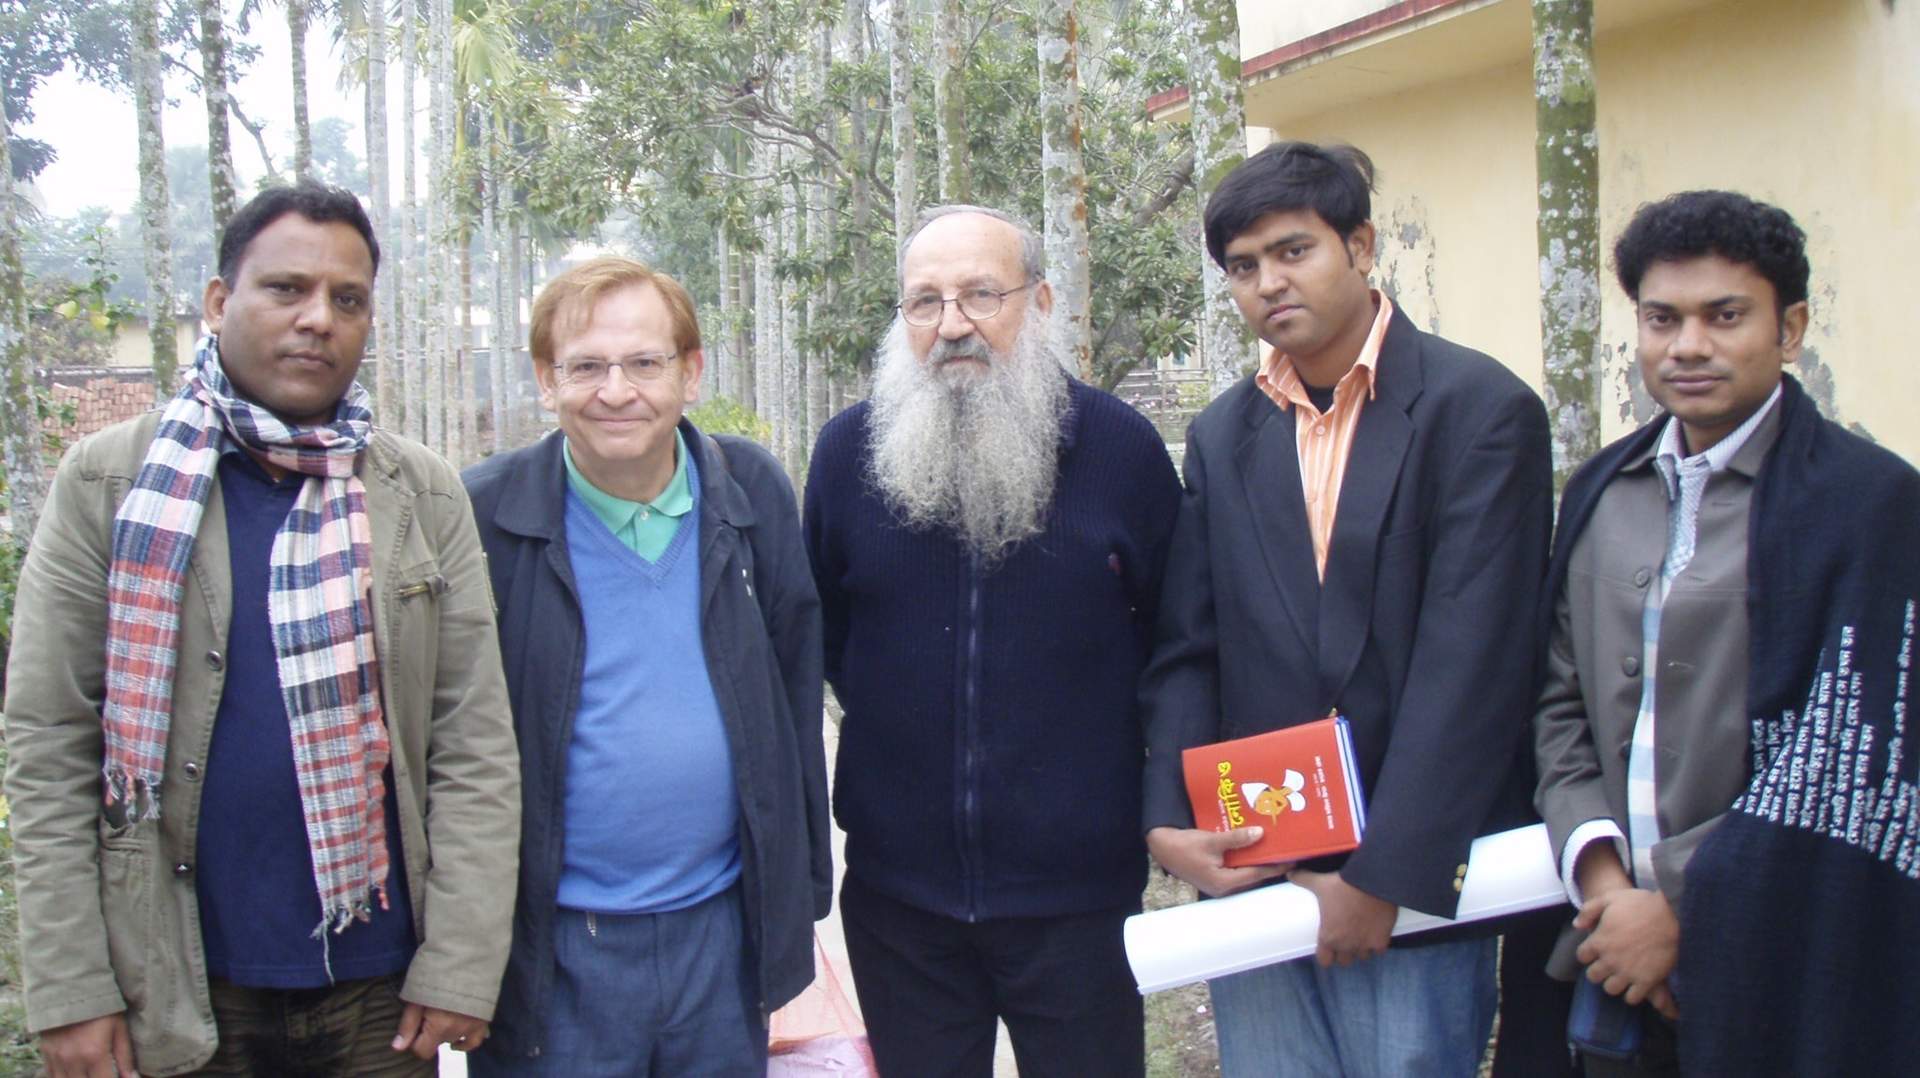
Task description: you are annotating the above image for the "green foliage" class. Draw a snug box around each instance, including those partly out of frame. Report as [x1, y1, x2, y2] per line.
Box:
[0, 517, 19, 688]
[21, 142, 218, 316]
[687, 395, 771, 444]
[25, 221, 133, 367]
[504, 0, 1202, 391]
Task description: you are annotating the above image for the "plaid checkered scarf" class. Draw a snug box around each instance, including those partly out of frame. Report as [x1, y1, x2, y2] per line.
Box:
[104, 335, 392, 934]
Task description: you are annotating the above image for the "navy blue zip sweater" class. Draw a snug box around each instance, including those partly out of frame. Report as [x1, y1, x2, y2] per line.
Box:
[804, 380, 1182, 920]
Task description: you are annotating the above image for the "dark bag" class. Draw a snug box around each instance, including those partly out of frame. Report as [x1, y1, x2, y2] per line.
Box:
[1567, 975, 1643, 1061]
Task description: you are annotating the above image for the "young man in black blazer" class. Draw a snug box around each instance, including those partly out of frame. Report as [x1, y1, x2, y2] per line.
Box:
[1141, 142, 1556, 1078]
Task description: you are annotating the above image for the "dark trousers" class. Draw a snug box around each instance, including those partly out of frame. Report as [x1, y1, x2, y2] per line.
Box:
[839, 873, 1143, 1078]
[1491, 907, 1581, 1078]
[189, 972, 431, 1077]
[469, 886, 765, 1078]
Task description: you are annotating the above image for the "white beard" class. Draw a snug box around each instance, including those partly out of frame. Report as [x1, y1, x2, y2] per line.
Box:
[866, 305, 1073, 565]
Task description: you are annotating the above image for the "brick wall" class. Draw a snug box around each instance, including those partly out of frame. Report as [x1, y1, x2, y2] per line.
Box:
[42, 369, 157, 450]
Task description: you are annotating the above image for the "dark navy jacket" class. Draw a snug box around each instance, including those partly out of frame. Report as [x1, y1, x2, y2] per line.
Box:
[805, 380, 1182, 921]
[1140, 308, 1553, 922]
[463, 423, 829, 1059]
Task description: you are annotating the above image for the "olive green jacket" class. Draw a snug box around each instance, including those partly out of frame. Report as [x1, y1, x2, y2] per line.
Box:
[2, 411, 520, 1075]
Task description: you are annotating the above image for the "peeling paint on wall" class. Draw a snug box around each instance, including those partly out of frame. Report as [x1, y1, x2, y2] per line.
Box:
[1607, 340, 1659, 425]
[1376, 196, 1440, 333]
[1795, 345, 1879, 444]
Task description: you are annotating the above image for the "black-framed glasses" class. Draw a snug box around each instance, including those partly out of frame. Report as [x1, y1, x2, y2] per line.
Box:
[896, 282, 1035, 327]
[554, 353, 678, 388]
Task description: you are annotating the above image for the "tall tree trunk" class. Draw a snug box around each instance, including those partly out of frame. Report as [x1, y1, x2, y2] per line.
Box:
[457, 230, 474, 465]
[778, 130, 799, 471]
[753, 131, 775, 438]
[806, 23, 831, 450]
[1186, 0, 1247, 399]
[423, 0, 445, 453]
[288, 0, 312, 181]
[522, 229, 538, 429]
[448, 1, 469, 462]
[731, 224, 753, 412]
[199, 0, 238, 230]
[507, 210, 525, 440]
[715, 177, 733, 402]
[485, 111, 509, 454]
[933, 0, 969, 202]
[134, 0, 177, 402]
[0, 96, 48, 543]
[400, 0, 422, 440]
[425, 0, 453, 456]
[888, 2, 917, 258]
[1532, 0, 1601, 490]
[846, 0, 874, 395]
[1038, 0, 1092, 380]
[366, 0, 394, 422]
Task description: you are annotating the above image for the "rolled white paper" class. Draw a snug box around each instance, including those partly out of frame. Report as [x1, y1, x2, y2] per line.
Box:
[1125, 823, 1565, 994]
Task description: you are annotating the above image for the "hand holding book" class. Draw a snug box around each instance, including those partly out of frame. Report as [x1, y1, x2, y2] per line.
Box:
[1179, 716, 1368, 867]
[1145, 825, 1292, 898]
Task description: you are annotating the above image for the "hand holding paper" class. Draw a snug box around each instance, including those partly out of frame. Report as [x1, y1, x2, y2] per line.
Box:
[1288, 869, 1396, 967]
[1126, 824, 1566, 994]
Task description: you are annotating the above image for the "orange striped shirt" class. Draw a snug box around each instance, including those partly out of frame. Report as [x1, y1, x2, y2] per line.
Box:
[1254, 291, 1395, 579]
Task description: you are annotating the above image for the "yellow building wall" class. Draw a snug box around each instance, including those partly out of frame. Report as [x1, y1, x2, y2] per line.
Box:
[1245, 0, 1920, 463]
[108, 318, 203, 369]
[1594, 0, 1919, 454]
[1253, 58, 1541, 398]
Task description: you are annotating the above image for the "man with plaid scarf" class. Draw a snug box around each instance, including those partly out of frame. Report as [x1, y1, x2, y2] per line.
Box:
[3, 183, 521, 1077]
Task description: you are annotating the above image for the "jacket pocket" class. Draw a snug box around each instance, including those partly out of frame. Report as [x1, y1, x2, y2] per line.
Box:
[98, 839, 153, 1018]
[103, 830, 219, 1073]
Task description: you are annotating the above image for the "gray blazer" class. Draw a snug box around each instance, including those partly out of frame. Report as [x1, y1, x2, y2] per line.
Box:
[1532, 406, 1780, 974]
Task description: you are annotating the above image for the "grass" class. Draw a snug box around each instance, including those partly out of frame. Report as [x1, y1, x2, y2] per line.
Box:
[1142, 868, 1220, 1078]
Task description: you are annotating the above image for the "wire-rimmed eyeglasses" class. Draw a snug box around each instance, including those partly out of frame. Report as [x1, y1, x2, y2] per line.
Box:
[554, 353, 679, 389]
[896, 282, 1036, 327]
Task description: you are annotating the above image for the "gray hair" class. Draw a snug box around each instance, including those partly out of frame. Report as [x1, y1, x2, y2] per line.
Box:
[898, 204, 1046, 284]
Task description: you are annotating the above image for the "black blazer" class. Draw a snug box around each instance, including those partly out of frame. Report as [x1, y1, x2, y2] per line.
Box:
[1141, 307, 1553, 919]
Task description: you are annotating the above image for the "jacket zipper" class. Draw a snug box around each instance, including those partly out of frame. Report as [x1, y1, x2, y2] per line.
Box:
[961, 550, 984, 922]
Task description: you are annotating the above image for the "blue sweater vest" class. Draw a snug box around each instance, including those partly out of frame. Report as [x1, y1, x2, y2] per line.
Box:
[555, 461, 741, 914]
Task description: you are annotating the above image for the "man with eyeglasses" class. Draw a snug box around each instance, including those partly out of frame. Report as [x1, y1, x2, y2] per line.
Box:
[461, 257, 830, 1075]
[803, 206, 1182, 1077]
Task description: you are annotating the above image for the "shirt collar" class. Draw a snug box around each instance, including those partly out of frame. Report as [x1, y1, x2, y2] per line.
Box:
[563, 428, 696, 528]
[1256, 290, 1394, 414]
[1652, 382, 1783, 494]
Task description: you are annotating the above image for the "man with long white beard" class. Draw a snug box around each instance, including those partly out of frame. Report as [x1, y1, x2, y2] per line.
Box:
[804, 206, 1181, 1078]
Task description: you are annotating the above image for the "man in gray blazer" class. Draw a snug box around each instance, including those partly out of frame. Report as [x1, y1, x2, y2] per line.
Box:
[1533, 190, 1816, 1074]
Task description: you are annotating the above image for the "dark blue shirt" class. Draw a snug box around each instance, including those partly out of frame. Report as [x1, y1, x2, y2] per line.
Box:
[195, 449, 416, 987]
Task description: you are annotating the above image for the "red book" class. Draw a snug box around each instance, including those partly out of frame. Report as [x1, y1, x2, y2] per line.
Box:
[1181, 716, 1368, 868]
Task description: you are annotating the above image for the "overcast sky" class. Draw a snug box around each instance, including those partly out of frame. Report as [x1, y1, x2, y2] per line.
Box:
[20, 17, 382, 219]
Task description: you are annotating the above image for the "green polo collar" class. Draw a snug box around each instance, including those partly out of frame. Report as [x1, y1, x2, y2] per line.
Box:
[562, 429, 695, 559]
